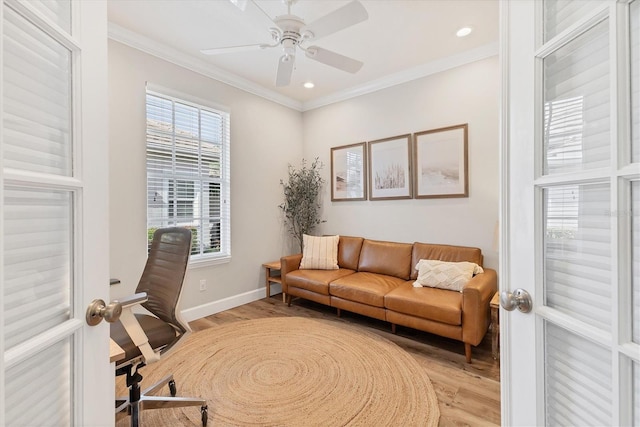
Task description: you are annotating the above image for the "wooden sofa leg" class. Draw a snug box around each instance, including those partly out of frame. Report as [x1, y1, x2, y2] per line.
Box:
[286, 294, 292, 307]
[464, 343, 472, 363]
[391, 324, 397, 334]
[336, 308, 341, 317]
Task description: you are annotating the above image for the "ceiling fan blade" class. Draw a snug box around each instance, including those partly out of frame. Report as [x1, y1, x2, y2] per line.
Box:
[200, 43, 270, 55]
[228, 0, 248, 12]
[305, 46, 363, 73]
[276, 54, 295, 87]
[229, 0, 277, 28]
[302, 0, 368, 40]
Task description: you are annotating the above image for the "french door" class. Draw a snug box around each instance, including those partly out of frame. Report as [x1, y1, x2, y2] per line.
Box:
[1, 0, 111, 425]
[502, 0, 640, 425]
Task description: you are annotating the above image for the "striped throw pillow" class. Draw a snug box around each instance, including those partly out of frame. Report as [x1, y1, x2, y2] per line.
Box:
[299, 234, 339, 270]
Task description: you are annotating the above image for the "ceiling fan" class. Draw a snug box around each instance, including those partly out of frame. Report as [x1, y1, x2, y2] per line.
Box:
[200, 0, 368, 87]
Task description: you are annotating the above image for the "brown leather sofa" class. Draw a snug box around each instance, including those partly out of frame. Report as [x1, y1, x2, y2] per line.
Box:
[280, 236, 497, 363]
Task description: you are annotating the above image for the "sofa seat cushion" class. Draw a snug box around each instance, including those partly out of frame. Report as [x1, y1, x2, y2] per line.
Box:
[330, 272, 406, 307]
[286, 268, 355, 296]
[384, 282, 462, 326]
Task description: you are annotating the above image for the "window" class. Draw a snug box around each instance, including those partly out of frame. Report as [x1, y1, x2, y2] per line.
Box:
[146, 88, 230, 263]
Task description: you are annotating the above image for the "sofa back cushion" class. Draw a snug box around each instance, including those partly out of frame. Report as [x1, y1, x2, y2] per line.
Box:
[338, 236, 364, 270]
[357, 239, 413, 280]
[410, 242, 483, 280]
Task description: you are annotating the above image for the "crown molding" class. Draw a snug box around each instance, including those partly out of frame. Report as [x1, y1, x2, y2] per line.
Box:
[108, 22, 498, 113]
[108, 23, 303, 111]
[301, 42, 499, 111]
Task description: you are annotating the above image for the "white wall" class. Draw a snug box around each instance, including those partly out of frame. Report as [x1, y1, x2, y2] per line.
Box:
[302, 56, 500, 269]
[109, 43, 499, 316]
[108, 40, 302, 310]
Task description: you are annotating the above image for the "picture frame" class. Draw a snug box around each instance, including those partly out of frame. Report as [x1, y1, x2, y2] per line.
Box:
[330, 142, 367, 201]
[413, 124, 468, 199]
[367, 134, 412, 200]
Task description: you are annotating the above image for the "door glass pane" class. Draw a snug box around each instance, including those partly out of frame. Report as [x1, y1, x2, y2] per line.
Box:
[633, 181, 640, 344]
[23, 0, 71, 34]
[544, 321, 612, 426]
[632, 0, 640, 163]
[543, 0, 604, 42]
[3, 6, 72, 176]
[544, 183, 611, 331]
[543, 19, 610, 174]
[5, 337, 72, 426]
[3, 187, 73, 349]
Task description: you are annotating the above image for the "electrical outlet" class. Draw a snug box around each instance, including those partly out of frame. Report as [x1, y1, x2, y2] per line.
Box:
[199, 279, 207, 291]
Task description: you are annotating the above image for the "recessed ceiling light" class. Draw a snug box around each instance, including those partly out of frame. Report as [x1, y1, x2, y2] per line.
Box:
[303, 82, 315, 89]
[456, 27, 473, 37]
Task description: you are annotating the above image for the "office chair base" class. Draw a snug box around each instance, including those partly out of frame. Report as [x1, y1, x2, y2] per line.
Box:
[116, 373, 208, 426]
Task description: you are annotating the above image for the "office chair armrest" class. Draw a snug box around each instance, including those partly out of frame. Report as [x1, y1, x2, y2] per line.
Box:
[117, 292, 160, 364]
[117, 292, 148, 309]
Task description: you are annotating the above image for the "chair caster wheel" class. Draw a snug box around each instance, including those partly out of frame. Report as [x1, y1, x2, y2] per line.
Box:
[168, 379, 177, 396]
[201, 405, 208, 426]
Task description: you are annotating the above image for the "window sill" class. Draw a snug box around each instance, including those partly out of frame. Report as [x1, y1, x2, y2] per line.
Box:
[188, 255, 231, 269]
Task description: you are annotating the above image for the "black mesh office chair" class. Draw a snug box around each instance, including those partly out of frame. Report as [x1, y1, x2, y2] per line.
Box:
[111, 227, 208, 426]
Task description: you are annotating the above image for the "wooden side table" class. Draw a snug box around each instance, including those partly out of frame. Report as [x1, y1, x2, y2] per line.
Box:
[263, 261, 285, 302]
[490, 291, 500, 360]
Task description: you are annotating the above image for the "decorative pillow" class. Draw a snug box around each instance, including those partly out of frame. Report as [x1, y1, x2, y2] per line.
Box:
[299, 234, 339, 270]
[412, 259, 484, 292]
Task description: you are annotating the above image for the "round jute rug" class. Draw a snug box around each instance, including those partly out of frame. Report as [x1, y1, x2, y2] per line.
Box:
[116, 317, 440, 426]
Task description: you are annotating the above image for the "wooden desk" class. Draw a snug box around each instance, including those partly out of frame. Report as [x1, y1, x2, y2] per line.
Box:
[490, 292, 500, 360]
[263, 261, 285, 302]
[110, 338, 125, 363]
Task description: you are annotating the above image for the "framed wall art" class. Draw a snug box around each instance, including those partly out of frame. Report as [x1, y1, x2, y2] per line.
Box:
[367, 134, 412, 200]
[331, 142, 367, 201]
[413, 124, 468, 198]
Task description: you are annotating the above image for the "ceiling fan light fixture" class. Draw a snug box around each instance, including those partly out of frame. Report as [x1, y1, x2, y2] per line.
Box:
[303, 82, 315, 89]
[456, 26, 473, 37]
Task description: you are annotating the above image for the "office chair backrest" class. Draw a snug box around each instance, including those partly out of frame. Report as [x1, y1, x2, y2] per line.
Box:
[136, 227, 192, 334]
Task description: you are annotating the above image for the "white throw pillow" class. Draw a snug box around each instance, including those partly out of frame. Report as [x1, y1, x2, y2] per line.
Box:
[412, 259, 484, 292]
[299, 234, 340, 270]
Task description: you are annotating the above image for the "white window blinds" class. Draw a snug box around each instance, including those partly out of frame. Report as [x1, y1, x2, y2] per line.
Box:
[544, 321, 612, 426]
[5, 337, 71, 425]
[25, 0, 71, 33]
[146, 91, 230, 261]
[543, 0, 605, 42]
[543, 19, 610, 174]
[3, 5, 72, 175]
[3, 187, 72, 349]
[544, 183, 611, 331]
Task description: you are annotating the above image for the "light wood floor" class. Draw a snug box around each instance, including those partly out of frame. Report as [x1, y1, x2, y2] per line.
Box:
[190, 294, 501, 427]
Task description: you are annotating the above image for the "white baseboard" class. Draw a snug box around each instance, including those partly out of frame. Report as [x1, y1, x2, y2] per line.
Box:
[181, 283, 282, 322]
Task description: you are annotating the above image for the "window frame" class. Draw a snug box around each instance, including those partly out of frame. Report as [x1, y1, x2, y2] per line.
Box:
[145, 84, 231, 266]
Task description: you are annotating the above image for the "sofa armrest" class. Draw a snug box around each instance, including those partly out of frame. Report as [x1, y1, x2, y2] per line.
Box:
[461, 268, 497, 346]
[280, 253, 303, 294]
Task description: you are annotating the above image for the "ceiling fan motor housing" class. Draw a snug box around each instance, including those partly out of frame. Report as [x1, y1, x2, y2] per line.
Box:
[273, 14, 310, 48]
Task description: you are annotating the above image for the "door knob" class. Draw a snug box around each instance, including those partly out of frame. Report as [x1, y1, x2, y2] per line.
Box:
[86, 299, 122, 326]
[500, 288, 532, 313]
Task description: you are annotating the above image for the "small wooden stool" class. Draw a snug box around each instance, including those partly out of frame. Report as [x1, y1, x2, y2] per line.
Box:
[490, 292, 500, 360]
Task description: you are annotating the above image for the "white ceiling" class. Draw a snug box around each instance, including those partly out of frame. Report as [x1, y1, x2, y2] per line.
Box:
[108, 0, 499, 109]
